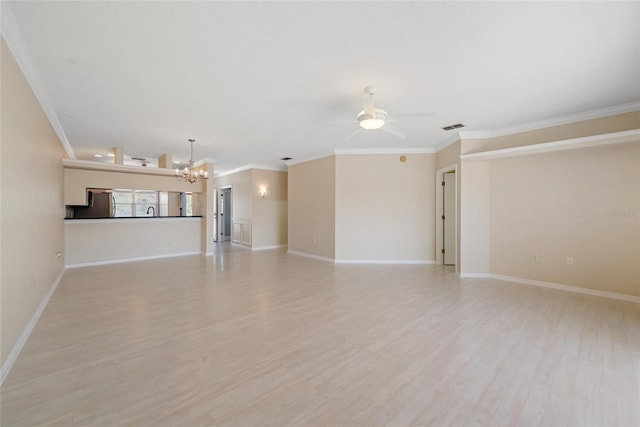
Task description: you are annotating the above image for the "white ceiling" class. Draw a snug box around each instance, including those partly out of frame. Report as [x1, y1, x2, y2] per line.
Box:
[4, 1, 639, 173]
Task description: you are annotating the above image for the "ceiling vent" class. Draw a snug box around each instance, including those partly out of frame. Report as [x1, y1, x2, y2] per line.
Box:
[441, 123, 465, 131]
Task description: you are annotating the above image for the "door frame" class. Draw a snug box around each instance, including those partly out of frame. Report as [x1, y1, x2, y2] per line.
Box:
[218, 185, 232, 242]
[435, 164, 458, 268]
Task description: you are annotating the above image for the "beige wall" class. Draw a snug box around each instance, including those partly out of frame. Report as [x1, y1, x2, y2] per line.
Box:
[252, 169, 288, 249]
[436, 140, 461, 170]
[215, 169, 252, 222]
[335, 154, 436, 262]
[65, 218, 201, 266]
[462, 112, 639, 155]
[459, 161, 491, 274]
[214, 168, 287, 249]
[1, 38, 66, 366]
[288, 156, 335, 259]
[489, 141, 640, 296]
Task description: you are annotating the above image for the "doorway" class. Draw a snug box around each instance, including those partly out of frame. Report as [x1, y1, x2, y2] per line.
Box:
[435, 165, 457, 267]
[443, 171, 456, 265]
[218, 187, 232, 242]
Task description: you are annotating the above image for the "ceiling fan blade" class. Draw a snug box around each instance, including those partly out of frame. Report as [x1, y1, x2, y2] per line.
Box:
[391, 112, 436, 118]
[381, 124, 408, 139]
[345, 128, 363, 141]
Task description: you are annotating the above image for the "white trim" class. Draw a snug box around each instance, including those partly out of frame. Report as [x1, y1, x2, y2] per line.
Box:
[1, 4, 75, 160]
[65, 251, 202, 269]
[214, 163, 286, 178]
[231, 241, 251, 248]
[193, 158, 216, 167]
[460, 273, 640, 303]
[62, 158, 183, 175]
[434, 133, 462, 153]
[0, 268, 65, 385]
[334, 147, 435, 155]
[284, 150, 335, 167]
[287, 250, 334, 263]
[459, 272, 493, 279]
[334, 259, 435, 265]
[460, 129, 639, 162]
[458, 101, 640, 140]
[252, 244, 288, 251]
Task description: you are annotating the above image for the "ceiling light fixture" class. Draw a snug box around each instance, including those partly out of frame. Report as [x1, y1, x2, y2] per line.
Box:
[357, 108, 387, 130]
[177, 139, 208, 184]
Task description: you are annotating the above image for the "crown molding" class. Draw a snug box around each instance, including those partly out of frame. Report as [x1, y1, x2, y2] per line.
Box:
[284, 150, 335, 167]
[434, 132, 462, 152]
[334, 147, 435, 155]
[1, 3, 76, 159]
[458, 101, 640, 140]
[193, 158, 216, 167]
[214, 163, 287, 178]
[63, 158, 180, 175]
[459, 129, 639, 162]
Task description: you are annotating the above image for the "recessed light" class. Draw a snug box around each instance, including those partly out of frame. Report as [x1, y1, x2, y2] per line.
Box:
[107, 153, 115, 157]
[173, 160, 180, 163]
[93, 154, 103, 158]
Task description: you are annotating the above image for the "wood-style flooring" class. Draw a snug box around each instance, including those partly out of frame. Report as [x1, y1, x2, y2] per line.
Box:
[2, 244, 639, 426]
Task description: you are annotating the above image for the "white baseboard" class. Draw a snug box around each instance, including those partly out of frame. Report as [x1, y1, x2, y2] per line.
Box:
[252, 244, 288, 251]
[287, 250, 334, 263]
[461, 272, 640, 303]
[459, 272, 493, 279]
[1, 267, 65, 386]
[335, 259, 436, 265]
[231, 241, 251, 248]
[65, 251, 202, 268]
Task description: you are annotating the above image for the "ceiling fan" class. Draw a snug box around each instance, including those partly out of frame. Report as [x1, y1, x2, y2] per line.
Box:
[346, 85, 416, 142]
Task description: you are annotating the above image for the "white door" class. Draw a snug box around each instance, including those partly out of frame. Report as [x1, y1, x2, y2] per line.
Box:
[443, 171, 456, 265]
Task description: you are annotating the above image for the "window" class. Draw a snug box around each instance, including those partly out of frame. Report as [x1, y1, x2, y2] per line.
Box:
[112, 190, 159, 217]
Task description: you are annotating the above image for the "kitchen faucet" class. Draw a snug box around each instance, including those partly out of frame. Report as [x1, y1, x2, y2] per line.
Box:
[146, 206, 155, 216]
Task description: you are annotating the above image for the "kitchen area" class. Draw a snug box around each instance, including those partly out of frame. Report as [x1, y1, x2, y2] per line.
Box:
[63, 159, 214, 267]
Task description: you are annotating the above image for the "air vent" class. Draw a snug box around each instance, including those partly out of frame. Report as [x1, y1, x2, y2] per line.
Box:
[281, 157, 292, 161]
[442, 123, 465, 131]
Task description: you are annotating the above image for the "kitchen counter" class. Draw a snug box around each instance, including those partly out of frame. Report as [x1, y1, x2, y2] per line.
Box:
[65, 216, 202, 221]
[65, 217, 202, 267]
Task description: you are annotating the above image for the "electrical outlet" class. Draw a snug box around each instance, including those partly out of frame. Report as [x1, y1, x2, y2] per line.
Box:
[312, 237, 318, 244]
[531, 254, 538, 262]
[566, 256, 573, 266]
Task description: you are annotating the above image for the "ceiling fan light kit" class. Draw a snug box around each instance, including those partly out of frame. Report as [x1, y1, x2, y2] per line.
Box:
[358, 108, 387, 130]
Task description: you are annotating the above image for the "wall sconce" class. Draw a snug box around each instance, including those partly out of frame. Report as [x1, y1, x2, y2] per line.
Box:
[260, 186, 267, 198]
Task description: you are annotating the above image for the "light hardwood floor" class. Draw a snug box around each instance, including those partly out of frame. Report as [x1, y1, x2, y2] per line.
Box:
[2, 245, 639, 426]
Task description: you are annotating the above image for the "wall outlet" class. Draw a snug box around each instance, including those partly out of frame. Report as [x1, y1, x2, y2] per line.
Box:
[566, 256, 573, 266]
[531, 254, 538, 262]
[312, 237, 318, 244]
[55, 252, 63, 260]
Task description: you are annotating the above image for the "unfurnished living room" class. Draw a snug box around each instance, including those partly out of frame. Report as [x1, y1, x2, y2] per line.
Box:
[1, 1, 639, 426]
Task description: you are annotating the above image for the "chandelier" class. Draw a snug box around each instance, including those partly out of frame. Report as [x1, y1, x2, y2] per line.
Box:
[177, 139, 208, 184]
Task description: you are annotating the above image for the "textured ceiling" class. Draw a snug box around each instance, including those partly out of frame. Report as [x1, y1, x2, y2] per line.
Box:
[4, 1, 639, 172]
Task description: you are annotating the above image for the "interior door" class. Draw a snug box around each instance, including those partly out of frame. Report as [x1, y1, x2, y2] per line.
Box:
[219, 188, 232, 242]
[443, 171, 456, 265]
